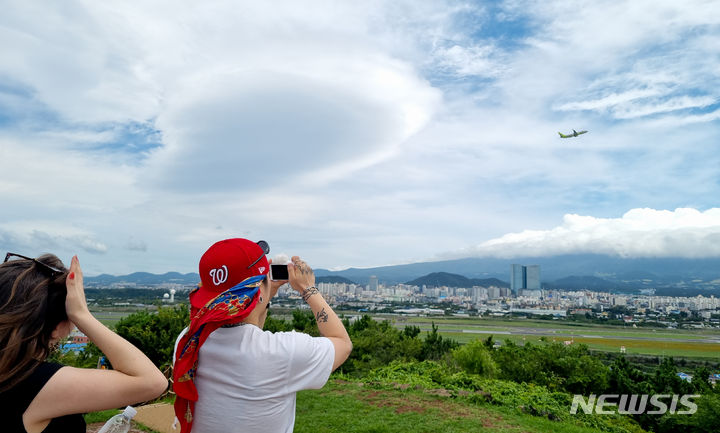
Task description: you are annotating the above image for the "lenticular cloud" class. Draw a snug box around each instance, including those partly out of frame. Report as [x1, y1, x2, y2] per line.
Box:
[474, 208, 720, 258]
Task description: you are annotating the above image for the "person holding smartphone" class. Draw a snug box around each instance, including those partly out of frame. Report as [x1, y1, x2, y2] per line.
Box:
[173, 238, 352, 433]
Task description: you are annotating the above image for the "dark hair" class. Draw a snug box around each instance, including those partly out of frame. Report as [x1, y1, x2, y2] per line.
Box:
[0, 254, 69, 392]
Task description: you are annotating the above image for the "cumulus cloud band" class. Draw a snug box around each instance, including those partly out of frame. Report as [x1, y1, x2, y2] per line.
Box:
[472, 208, 720, 259]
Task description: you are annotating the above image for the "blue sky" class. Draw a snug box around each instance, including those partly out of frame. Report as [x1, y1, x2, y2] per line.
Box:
[1, 1, 720, 275]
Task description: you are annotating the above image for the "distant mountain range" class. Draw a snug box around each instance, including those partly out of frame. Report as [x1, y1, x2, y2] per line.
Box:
[405, 272, 509, 288]
[314, 254, 720, 288]
[316, 275, 357, 285]
[84, 254, 720, 294]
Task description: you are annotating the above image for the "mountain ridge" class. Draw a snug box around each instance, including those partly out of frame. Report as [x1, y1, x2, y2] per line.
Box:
[405, 272, 509, 288]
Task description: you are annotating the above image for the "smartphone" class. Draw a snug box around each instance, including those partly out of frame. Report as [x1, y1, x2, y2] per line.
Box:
[270, 263, 289, 281]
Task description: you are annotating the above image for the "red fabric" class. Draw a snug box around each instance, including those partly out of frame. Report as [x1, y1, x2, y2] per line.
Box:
[173, 276, 262, 433]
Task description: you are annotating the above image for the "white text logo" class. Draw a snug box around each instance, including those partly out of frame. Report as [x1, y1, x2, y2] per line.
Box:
[209, 265, 228, 286]
[570, 394, 699, 415]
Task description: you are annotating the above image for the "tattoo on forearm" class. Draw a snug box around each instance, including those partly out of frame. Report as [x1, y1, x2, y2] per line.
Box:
[315, 307, 329, 323]
[302, 286, 319, 302]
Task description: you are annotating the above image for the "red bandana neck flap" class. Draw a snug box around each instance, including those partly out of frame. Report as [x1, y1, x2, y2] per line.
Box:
[173, 275, 263, 433]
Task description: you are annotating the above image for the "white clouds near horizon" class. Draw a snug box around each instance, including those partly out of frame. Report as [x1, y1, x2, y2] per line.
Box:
[463, 208, 720, 259]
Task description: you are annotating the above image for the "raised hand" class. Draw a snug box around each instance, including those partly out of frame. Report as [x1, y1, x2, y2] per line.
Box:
[65, 255, 91, 323]
[287, 256, 316, 297]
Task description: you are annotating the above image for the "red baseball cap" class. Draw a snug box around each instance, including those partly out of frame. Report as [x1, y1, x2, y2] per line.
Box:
[191, 238, 269, 310]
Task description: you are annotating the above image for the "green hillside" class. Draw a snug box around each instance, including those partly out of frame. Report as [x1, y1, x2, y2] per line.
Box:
[74, 307, 719, 433]
[295, 380, 617, 433]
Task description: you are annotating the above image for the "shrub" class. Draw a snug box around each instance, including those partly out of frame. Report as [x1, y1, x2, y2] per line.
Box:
[452, 338, 498, 378]
[114, 305, 189, 369]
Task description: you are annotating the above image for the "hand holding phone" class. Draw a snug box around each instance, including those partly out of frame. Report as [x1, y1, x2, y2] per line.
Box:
[270, 263, 289, 281]
[287, 256, 316, 296]
[269, 253, 291, 281]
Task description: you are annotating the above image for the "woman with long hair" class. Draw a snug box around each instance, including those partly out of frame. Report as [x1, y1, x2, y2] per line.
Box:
[0, 253, 168, 433]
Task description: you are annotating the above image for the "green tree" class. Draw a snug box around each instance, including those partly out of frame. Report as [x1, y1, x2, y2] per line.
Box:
[114, 305, 189, 369]
[49, 341, 105, 369]
[402, 325, 421, 339]
[492, 339, 609, 394]
[652, 357, 692, 395]
[691, 366, 713, 394]
[657, 394, 720, 433]
[263, 310, 294, 333]
[420, 322, 459, 361]
[483, 335, 494, 349]
[341, 317, 423, 375]
[452, 338, 498, 377]
[607, 355, 653, 395]
[291, 309, 319, 336]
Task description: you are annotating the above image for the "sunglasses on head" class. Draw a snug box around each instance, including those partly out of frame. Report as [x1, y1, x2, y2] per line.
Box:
[4, 252, 64, 278]
[247, 240, 270, 269]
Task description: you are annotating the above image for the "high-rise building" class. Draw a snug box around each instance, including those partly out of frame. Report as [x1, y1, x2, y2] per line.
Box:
[470, 287, 487, 304]
[368, 275, 379, 292]
[510, 264, 521, 293]
[510, 264, 541, 295]
[525, 265, 540, 290]
[510, 264, 525, 295]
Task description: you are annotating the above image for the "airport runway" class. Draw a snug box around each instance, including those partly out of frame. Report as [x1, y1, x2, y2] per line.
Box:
[394, 324, 720, 344]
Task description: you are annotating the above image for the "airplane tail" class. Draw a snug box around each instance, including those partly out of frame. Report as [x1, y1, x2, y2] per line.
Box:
[558, 132, 568, 138]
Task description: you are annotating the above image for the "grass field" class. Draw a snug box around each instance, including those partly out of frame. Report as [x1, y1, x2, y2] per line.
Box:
[296, 380, 615, 433]
[97, 381, 617, 433]
[91, 311, 134, 327]
[438, 331, 720, 358]
[568, 336, 720, 358]
[89, 307, 150, 327]
[395, 316, 720, 336]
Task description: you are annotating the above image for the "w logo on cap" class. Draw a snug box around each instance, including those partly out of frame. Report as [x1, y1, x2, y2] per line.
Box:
[209, 265, 228, 286]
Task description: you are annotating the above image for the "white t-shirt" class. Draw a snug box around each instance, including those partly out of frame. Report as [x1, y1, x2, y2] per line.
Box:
[174, 324, 335, 433]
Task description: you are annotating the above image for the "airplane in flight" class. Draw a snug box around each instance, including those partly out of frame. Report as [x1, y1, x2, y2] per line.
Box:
[558, 129, 588, 138]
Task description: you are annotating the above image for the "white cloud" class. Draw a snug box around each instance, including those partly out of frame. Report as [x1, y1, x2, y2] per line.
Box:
[1, 2, 442, 191]
[0, 3, 160, 123]
[645, 107, 720, 127]
[468, 208, 720, 259]
[145, 61, 439, 191]
[502, 1, 720, 122]
[0, 136, 141, 209]
[125, 238, 147, 252]
[554, 84, 717, 120]
[433, 44, 505, 77]
[612, 95, 716, 119]
[553, 88, 664, 112]
[0, 224, 108, 256]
